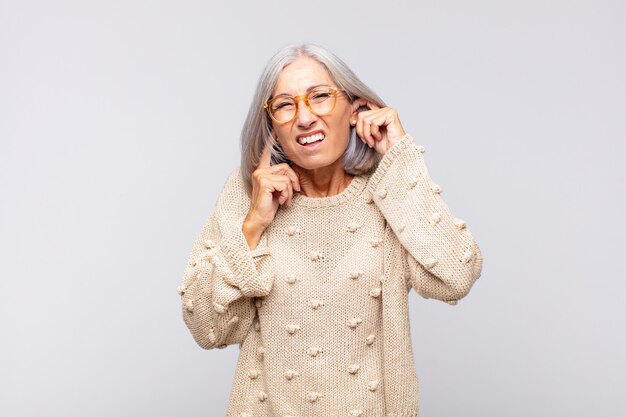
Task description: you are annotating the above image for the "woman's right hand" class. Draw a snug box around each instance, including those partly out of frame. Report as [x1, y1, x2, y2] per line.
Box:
[242, 143, 300, 249]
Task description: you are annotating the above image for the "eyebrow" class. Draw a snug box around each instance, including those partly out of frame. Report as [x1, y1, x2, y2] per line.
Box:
[273, 84, 333, 97]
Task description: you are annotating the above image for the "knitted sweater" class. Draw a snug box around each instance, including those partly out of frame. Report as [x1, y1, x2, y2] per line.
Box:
[179, 134, 483, 417]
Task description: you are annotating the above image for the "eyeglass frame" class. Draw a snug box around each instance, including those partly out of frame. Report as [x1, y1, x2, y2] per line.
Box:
[263, 86, 346, 124]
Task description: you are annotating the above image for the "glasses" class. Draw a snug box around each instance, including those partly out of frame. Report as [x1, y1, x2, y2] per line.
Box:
[264, 86, 344, 124]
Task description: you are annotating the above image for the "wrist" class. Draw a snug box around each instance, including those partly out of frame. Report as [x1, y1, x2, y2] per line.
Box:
[242, 218, 266, 250]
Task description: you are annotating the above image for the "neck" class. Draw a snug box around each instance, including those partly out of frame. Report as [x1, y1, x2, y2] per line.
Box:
[293, 162, 353, 198]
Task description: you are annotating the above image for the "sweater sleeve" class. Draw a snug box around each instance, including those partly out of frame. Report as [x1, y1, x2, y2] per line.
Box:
[178, 169, 275, 349]
[368, 134, 483, 304]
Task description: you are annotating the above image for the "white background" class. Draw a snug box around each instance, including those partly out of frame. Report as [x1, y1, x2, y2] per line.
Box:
[1, 0, 625, 416]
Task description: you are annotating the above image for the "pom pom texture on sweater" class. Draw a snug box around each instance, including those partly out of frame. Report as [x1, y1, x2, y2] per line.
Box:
[179, 134, 483, 417]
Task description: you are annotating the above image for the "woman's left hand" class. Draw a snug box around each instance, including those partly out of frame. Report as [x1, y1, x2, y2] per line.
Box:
[351, 103, 406, 154]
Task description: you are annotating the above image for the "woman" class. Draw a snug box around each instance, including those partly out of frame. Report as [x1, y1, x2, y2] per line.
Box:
[178, 43, 483, 417]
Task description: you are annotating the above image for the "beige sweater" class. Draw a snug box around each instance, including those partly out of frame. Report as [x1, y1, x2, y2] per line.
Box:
[179, 134, 483, 417]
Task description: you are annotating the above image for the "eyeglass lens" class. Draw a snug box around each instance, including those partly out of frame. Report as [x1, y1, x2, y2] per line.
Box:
[269, 88, 336, 123]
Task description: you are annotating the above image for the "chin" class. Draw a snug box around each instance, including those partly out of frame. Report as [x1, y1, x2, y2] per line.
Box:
[289, 154, 343, 172]
[292, 160, 331, 171]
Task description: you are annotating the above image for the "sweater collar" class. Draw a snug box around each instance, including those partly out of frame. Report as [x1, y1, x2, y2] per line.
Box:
[291, 175, 368, 208]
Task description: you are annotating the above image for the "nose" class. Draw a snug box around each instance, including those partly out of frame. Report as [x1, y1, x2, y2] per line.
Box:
[295, 98, 317, 129]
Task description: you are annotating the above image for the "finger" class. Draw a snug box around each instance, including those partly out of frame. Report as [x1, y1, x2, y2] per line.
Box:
[264, 174, 293, 205]
[290, 170, 301, 193]
[258, 142, 272, 168]
[362, 113, 380, 147]
[375, 108, 405, 141]
[367, 101, 381, 111]
[259, 173, 286, 194]
[363, 119, 372, 145]
[267, 174, 293, 206]
[356, 115, 372, 148]
[272, 163, 301, 192]
[355, 116, 365, 146]
[370, 121, 382, 141]
[279, 180, 293, 207]
[285, 179, 294, 206]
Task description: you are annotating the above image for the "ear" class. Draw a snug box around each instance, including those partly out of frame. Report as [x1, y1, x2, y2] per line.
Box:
[350, 98, 369, 116]
[270, 131, 282, 145]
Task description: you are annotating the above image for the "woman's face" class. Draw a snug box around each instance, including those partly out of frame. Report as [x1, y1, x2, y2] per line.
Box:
[270, 57, 356, 172]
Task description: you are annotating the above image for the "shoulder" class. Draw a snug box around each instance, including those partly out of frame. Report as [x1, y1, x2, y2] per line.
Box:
[214, 167, 251, 216]
[221, 167, 246, 193]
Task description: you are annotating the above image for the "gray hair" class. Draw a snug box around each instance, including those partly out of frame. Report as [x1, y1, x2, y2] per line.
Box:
[240, 43, 386, 191]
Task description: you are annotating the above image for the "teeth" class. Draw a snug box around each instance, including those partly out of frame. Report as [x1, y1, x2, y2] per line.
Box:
[298, 133, 325, 145]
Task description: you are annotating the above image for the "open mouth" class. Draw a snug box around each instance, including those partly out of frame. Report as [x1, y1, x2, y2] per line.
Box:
[297, 132, 325, 146]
